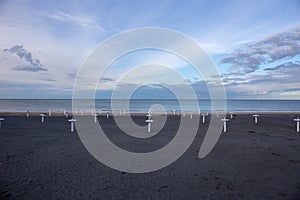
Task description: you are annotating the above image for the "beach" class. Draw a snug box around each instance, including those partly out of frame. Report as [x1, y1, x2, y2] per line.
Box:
[0, 113, 300, 199]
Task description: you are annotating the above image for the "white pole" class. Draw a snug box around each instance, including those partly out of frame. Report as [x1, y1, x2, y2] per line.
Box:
[173, 109, 176, 116]
[93, 114, 97, 123]
[145, 119, 154, 133]
[253, 114, 259, 124]
[48, 109, 52, 116]
[146, 113, 153, 133]
[230, 112, 234, 119]
[65, 112, 68, 118]
[68, 119, 77, 133]
[40, 114, 45, 123]
[202, 114, 206, 124]
[63, 110, 66, 115]
[81, 110, 84, 116]
[148, 122, 151, 133]
[190, 114, 193, 119]
[294, 118, 300, 133]
[106, 112, 109, 118]
[71, 121, 74, 132]
[221, 118, 229, 133]
[26, 110, 30, 118]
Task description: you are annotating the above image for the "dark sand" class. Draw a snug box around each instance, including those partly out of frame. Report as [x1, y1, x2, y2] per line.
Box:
[0, 114, 300, 199]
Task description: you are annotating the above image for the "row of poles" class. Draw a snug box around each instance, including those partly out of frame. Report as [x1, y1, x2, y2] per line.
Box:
[40, 109, 114, 118]
[145, 111, 300, 133]
[26, 109, 126, 118]
[0, 110, 299, 133]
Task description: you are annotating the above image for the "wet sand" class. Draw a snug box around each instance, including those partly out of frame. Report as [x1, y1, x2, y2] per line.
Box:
[0, 113, 300, 199]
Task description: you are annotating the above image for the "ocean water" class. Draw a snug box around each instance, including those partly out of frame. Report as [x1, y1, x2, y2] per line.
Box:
[0, 99, 299, 113]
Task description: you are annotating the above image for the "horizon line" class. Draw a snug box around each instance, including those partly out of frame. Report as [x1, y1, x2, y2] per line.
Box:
[0, 98, 299, 101]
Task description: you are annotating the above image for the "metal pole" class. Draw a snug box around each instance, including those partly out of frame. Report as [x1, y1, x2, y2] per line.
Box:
[148, 123, 151, 133]
[71, 121, 74, 132]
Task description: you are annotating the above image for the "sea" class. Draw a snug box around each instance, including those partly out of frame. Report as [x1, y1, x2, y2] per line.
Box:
[0, 99, 299, 113]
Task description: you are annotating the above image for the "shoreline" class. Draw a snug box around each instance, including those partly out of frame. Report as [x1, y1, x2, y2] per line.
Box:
[0, 111, 299, 117]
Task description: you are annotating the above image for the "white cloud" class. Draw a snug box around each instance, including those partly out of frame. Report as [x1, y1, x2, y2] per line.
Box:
[44, 11, 104, 31]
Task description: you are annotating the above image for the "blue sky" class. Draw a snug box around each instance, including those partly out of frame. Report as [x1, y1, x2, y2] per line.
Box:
[0, 0, 299, 99]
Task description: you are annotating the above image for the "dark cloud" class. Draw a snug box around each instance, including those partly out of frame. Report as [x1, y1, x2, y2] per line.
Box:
[184, 79, 192, 83]
[69, 76, 114, 82]
[68, 72, 77, 79]
[255, 31, 300, 61]
[39, 77, 57, 82]
[221, 25, 300, 75]
[222, 61, 300, 98]
[264, 61, 300, 72]
[68, 72, 87, 80]
[264, 62, 300, 84]
[99, 77, 114, 82]
[218, 26, 300, 98]
[4, 45, 47, 72]
[13, 64, 47, 72]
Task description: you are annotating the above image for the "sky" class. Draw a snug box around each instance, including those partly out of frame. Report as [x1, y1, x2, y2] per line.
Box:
[0, 0, 299, 99]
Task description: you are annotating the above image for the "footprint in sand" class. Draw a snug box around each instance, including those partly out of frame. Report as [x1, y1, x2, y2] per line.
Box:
[271, 152, 281, 156]
[1, 191, 11, 198]
[289, 158, 300, 163]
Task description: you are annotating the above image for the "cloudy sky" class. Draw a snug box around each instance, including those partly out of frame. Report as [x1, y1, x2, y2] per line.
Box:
[0, 0, 299, 99]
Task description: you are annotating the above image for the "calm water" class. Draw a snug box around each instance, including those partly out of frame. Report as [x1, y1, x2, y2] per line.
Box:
[0, 99, 299, 113]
